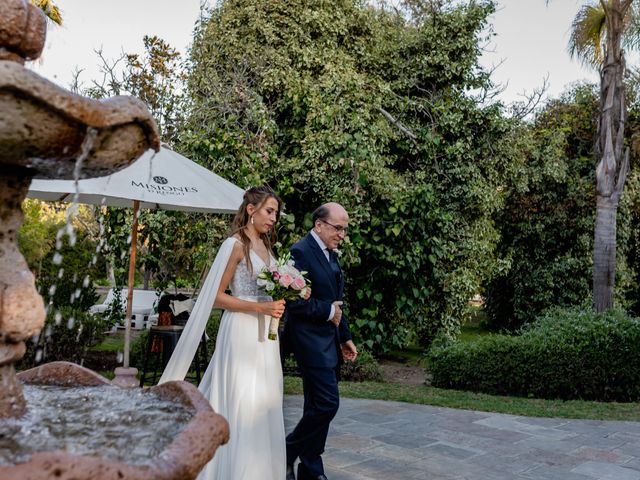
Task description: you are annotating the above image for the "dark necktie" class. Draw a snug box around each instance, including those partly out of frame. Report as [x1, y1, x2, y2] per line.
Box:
[327, 249, 341, 283]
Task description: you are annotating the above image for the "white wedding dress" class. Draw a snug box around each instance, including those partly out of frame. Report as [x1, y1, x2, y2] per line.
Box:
[159, 237, 285, 480]
[198, 241, 285, 479]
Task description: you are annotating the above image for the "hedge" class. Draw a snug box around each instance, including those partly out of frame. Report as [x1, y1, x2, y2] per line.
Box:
[429, 307, 640, 401]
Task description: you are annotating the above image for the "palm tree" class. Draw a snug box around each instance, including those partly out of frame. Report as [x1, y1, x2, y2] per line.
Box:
[31, 0, 63, 25]
[567, 0, 637, 311]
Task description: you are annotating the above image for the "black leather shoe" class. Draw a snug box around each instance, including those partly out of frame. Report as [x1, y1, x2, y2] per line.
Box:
[286, 464, 296, 480]
[297, 462, 328, 480]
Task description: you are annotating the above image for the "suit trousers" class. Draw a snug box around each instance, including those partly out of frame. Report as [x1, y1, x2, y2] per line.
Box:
[286, 364, 340, 476]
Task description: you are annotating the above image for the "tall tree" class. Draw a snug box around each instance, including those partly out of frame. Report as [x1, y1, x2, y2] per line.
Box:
[567, 0, 635, 311]
[74, 38, 211, 291]
[184, 0, 519, 350]
[485, 84, 598, 331]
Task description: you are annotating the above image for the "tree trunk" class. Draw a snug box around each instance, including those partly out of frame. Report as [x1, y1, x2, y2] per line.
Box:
[593, 0, 630, 312]
[143, 267, 151, 290]
[593, 196, 618, 310]
[107, 263, 115, 285]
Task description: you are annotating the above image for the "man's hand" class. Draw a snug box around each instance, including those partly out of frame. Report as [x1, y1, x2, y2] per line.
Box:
[330, 301, 343, 326]
[341, 340, 357, 362]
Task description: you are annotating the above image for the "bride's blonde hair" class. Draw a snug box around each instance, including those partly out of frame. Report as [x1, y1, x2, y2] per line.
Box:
[230, 186, 282, 272]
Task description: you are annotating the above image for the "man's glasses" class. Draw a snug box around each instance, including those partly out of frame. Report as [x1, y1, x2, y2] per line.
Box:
[320, 219, 348, 235]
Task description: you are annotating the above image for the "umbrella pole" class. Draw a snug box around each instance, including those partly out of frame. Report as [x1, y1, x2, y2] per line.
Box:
[113, 200, 140, 388]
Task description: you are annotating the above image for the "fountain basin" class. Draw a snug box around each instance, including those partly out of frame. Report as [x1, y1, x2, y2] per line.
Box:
[0, 362, 229, 480]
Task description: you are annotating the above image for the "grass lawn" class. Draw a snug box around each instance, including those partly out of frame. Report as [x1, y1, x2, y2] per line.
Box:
[380, 345, 427, 368]
[91, 333, 125, 352]
[457, 323, 492, 343]
[283, 377, 640, 421]
[458, 306, 493, 343]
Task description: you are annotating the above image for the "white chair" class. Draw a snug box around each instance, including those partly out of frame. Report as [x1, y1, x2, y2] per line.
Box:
[130, 290, 160, 329]
[90, 289, 160, 329]
[89, 288, 125, 315]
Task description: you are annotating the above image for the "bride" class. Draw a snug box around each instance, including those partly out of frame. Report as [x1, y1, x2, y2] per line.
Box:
[159, 186, 305, 479]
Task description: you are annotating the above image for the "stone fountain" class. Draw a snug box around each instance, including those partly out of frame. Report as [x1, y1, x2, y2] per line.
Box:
[0, 0, 228, 477]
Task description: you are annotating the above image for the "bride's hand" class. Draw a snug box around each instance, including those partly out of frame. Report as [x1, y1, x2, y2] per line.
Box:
[261, 299, 285, 318]
[302, 288, 312, 300]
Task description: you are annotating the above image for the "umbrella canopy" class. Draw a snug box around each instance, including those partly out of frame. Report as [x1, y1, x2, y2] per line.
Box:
[28, 146, 244, 379]
[29, 146, 244, 213]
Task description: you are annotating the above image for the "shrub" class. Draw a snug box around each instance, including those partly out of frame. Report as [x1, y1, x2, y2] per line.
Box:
[282, 355, 300, 377]
[103, 287, 125, 327]
[36, 233, 99, 311]
[20, 307, 114, 369]
[131, 309, 222, 375]
[130, 328, 150, 371]
[340, 348, 383, 382]
[429, 306, 640, 401]
[282, 347, 382, 382]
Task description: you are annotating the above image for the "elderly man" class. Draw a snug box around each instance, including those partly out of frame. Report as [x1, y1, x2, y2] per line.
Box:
[284, 202, 358, 480]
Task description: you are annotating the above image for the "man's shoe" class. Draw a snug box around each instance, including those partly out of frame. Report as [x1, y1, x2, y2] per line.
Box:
[286, 464, 296, 480]
[297, 462, 328, 480]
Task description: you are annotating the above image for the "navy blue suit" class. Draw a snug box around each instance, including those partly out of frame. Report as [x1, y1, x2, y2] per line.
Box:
[284, 233, 352, 477]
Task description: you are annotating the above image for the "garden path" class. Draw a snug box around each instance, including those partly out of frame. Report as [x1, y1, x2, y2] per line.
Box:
[284, 396, 640, 480]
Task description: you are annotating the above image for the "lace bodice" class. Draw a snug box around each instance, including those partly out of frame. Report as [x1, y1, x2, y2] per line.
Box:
[229, 243, 273, 298]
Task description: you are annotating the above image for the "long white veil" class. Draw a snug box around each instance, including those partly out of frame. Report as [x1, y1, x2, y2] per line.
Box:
[158, 237, 236, 385]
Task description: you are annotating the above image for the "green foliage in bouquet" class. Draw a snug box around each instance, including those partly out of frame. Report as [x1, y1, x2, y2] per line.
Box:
[257, 252, 310, 301]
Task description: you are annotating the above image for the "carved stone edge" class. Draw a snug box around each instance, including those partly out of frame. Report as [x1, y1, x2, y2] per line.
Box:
[0, 61, 160, 147]
[6, 362, 229, 480]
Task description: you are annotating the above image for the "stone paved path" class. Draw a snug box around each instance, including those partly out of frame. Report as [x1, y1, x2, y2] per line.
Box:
[284, 396, 640, 480]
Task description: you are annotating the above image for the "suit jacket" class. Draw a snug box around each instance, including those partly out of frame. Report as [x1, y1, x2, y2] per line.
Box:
[283, 233, 352, 368]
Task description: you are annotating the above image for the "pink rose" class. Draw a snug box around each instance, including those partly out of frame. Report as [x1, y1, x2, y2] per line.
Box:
[273, 271, 281, 280]
[279, 274, 294, 288]
[291, 276, 306, 290]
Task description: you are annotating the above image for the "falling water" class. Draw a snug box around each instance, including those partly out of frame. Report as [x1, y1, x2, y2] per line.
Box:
[33, 129, 99, 364]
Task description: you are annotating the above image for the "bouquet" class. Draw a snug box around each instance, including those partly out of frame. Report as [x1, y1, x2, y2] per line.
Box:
[257, 252, 310, 340]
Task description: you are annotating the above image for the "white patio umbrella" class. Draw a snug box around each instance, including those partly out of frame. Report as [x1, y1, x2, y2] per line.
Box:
[28, 146, 244, 382]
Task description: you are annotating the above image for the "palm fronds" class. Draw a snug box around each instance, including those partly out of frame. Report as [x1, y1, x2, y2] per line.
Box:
[568, 2, 606, 68]
[568, 0, 640, 69]
[621, 2, 640, 53]
[30, 0, 63, 25]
